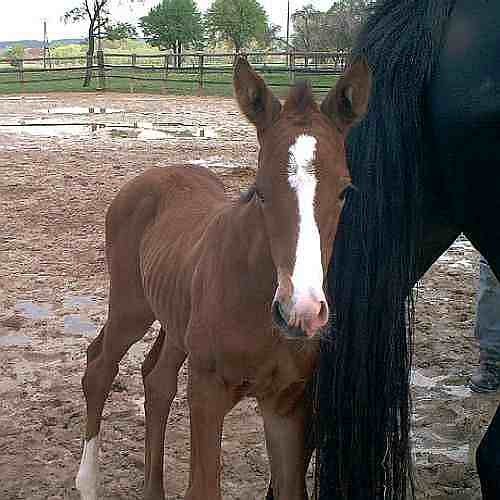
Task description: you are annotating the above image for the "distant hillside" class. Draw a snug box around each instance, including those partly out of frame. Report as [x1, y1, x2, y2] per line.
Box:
[0, 39, 84, 49]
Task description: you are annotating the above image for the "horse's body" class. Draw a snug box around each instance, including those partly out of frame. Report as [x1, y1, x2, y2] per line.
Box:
[315, 1, 500, 499]
[76, 56, 371, 500]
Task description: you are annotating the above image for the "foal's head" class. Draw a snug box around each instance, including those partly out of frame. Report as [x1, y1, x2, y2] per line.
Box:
[234, 56, 371, 338]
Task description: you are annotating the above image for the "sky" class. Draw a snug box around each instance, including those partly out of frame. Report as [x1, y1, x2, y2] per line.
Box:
[0, 0, 334, 42]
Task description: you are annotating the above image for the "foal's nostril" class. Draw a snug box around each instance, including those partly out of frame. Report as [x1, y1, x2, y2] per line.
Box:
[271, 300, 305, 338]
[318, 300, 329, 325]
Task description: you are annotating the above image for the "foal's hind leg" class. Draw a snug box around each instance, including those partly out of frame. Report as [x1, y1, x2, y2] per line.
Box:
[76, 280, 154, 500]
[142, 328, 186, 500]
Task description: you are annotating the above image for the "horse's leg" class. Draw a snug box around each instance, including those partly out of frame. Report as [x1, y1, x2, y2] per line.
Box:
[462, 229, 500, 498]
[142, 328, 186, 500]
[76, 307, 154, 499]
[414, 217, 459, 280]
[142, 326, 167, 492]
[258, 395, 309, 500]
[184, 364, 238, 500]
[476, 403, 500, 499]
[76, 246, 154, 499]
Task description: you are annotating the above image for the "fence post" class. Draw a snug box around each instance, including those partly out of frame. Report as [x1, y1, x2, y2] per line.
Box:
[97, 50, 105, 91]
[198, 54, 204, 95]
[290, 50, 296, 85]
[163, 54, 169, 94]
[130, 53, 137, 93]
[18, 59, 25, 91]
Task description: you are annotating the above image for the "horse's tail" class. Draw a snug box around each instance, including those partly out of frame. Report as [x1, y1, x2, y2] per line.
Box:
[316, 1, 456, 498]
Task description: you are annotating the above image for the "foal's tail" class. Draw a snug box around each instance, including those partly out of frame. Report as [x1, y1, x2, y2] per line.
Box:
[315, 1, 456, 499]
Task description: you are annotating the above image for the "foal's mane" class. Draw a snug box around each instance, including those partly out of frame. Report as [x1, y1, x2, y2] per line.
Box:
[283, 80, 319, 116]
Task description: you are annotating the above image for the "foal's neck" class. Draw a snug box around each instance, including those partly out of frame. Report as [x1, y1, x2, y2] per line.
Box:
[212, 193, 275, 300]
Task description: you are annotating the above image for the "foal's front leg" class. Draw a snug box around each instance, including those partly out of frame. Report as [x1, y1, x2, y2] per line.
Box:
[185, 363, 237, 500]
[259, 394, 309, 500]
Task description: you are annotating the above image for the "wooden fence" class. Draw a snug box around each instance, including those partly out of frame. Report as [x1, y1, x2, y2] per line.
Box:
[0, 50, 348, 95]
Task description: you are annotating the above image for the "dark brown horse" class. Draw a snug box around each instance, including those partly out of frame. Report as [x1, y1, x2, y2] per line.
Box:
[75, 56, 371, 500]
[313, 1, 500, 499]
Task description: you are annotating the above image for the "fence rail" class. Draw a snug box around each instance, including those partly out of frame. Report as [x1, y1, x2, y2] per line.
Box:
[0, 50, 348, 95]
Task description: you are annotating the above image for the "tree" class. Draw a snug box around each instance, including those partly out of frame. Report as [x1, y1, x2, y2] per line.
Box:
[139, 0, 204, 67]
[292, 1, 373, 51]
[291, 4, 322, 51]
[104, 21, 138, 41]
[6, 44, 25, 67]
[206, 0, 268, 52]
[63, 0, 143, 87]
[326, 0, 374, 49]
[260, 23, 283, 50]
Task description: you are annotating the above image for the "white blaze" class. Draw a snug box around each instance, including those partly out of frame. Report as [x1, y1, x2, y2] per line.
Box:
[76, 436, 99, 500]
[288, 134, 324, 301]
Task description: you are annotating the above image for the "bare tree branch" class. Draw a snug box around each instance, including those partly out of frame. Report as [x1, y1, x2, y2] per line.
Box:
[84, 0, 92, 19]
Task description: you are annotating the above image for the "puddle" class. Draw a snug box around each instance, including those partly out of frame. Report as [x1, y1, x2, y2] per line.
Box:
[415, 444, 470, 465]
[437, 254, 474, 269]
[64, 314, 96, 336]
[108, 122, 211, 140]
[442, 384, 472, 398]
[0, 334, 31, 346]
[0, 120, 214, 140]
[411, 370, 446, 389]
[130, 98, 163, 102]
[63, 294, 97, 308]
[0, 123, 105, 138]
[190, 156, 240, 169]
[0, 96, 49, 101]
[45, 107, 124, 115]
[109, 127, 167, 140]
[15, 300, 52, 320]
[411, 369, 471, 399]
[63, 295, 100, 336]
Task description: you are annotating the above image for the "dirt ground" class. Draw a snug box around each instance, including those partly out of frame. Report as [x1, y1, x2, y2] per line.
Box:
[0, 93, 498, 500]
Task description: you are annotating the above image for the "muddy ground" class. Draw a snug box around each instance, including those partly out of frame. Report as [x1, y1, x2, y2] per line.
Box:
[0, 93, 498, 500]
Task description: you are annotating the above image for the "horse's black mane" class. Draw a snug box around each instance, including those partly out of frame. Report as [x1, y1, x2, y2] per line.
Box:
[315, 1, 457, 499]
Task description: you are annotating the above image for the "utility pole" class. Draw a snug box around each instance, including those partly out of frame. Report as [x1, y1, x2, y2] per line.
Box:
[286, 0, 291, 49]
[43, 20, 51, 69]
[286, 0, 292, 73]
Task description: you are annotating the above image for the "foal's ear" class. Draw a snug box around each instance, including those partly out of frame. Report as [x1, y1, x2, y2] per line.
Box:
[320, 57, 372, 134]
[233, 56, 281, 130]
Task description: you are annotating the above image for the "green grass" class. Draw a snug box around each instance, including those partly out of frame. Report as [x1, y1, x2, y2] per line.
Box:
[0, 65, 339, 98]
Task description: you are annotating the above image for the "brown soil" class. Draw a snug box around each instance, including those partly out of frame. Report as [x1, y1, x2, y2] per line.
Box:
[0, 93, 498, 500]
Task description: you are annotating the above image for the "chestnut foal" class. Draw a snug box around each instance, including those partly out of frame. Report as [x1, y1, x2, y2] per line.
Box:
[76, 56, 371, 500]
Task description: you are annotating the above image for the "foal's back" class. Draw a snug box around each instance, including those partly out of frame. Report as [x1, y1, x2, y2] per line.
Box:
[106, 165, 226, 249]
[105, 165, 227, 329]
